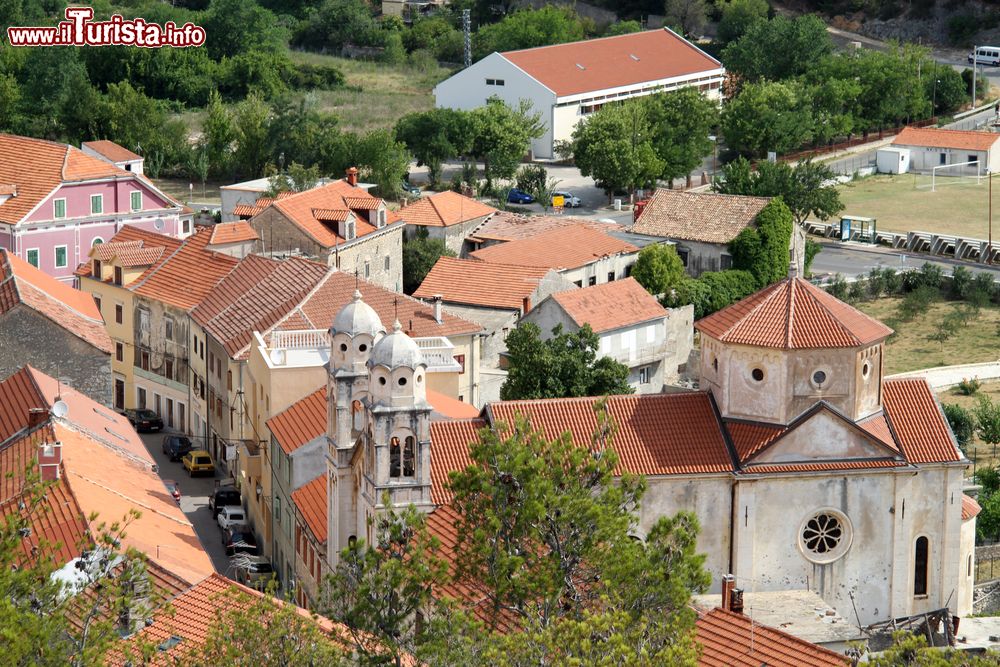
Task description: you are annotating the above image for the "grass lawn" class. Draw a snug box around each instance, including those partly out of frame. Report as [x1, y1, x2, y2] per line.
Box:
[855, 295, 1000, 375]
[837, 173, 992, 238]
[153, 178, 227, 205]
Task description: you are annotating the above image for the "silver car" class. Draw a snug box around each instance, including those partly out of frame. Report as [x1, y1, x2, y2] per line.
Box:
[235, 556, 274, 590]
[552, 190, 581, 207]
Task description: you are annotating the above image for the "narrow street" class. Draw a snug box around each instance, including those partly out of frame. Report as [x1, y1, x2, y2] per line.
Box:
[138, 431, 235, 578]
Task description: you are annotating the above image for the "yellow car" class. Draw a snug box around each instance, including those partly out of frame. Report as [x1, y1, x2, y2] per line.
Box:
[182, 450, 215, 477]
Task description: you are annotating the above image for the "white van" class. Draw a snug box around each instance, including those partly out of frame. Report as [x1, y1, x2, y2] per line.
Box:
[969, 46, 1000, 66]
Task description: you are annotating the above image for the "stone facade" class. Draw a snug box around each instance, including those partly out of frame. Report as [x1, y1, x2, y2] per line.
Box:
[132, 295, 191, 432]
[404, 214, 492, 256]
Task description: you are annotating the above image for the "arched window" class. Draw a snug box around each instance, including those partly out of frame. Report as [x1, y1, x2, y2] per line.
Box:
[92, 237, 104, 246]
[352, 399, 364, 431]
[403, 436, 415, 477]
[389, 437, 401, 478]
[914, 536, 929, 596]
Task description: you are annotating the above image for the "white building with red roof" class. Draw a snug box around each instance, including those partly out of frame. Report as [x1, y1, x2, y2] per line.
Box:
[891, 126, 1000, 173]
[434, 28, 724, 158]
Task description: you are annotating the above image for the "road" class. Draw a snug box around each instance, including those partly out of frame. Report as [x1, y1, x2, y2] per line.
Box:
[139, 431, 234, 578]
[810, 240, 1000, 280]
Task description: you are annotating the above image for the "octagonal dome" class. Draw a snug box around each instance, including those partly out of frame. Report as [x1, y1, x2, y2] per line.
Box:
[332, 290, 384, 338]
[369, 320, 424, 369]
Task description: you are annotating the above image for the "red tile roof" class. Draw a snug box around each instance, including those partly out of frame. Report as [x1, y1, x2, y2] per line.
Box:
[0, 249, 112, 353]
[469, 213, 611, 242]
[427, 389, 481, 420]
[882, 378, 963, 464]
[696, 607, 849, 667]
[0, 364, 48, 444]
[429, 419, 485, 504]
[191, 255, 329, 359]
[894, 126, 1000, 151]
[414, 256, 553, 310]
[268, 386, 327, 455]
[79, 227, 183, 282]
[501, 28, 722, 98]
[292, 474, 328, 543]
[208, 220, 259, 245]
[963, 493, 982, 521]
[696, 277, 894, 350]
[486, 393, 734, 476]
[631, 189, 771, 244]
[744, 460, 905, 474]
[726, 420, 784, 462]
[548, 277, 666, 333]
[398, 191, 497, 227]
[0, 134, 124, 224]
[130, 227, 239, 311]
[469, 224, 638, 270]
[81, 139, 142, 163]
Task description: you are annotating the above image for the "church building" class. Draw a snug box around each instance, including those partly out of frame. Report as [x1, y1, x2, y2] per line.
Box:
[323, 277, 975, 628]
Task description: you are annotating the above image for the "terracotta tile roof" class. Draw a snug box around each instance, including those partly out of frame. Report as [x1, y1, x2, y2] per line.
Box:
[427, 389, 481, 420]
[631, 189, 771, 244]
[743, 460, 905, 474]
[893, 126, 1000, 151]
[469, 213, 611, 242]
[344, 195, 382, 210]
[312, 207, 351, 222]
[858, 412, 897, 450]
[501, 28, 722, 98]
[413, 256, 552, 310]
[0, 133, 124, 224]
[191, 256, 329, 359]
[398, 191, 497, 227]
[268, 386, 327, 455]
[725, 420, 784, 462]
[130, 227, 239, 311]
[0, 365, 48, 444]
[115, 245, 165, 267]
[292, 474, 328, 544]
[430, 419, 485, 505]
[548, 277, 666, 333]
[0, 184, 16, 195]
[469, 224, 639, 270]
[232, 203, 262, 218]
[963, 493, 982, 521]
[695, 277, 894, 350]
[696, 607, 849, 667]
[78, 226, 183, 282]
[0, 249, 112, 353]
[208, 220, 259, 245]
[81, 139, 142, 162]
[882, 378, 963, 464]
[486, 393, 734, 476]
[278, 271, 482, 339]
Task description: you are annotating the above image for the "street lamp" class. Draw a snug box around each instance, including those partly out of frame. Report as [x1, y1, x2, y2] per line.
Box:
[708, 135, 719, 185]
[933, 79, 940, 117]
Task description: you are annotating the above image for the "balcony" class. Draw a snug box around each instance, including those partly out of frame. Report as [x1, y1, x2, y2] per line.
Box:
[261, 329, 331, 368]
[414, 337, 462, 373]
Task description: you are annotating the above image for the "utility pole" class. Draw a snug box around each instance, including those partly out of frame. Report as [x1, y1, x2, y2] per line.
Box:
[990, 171, 994, 264]
[973, 46, 978, 109]
[462, 9, 471, 69]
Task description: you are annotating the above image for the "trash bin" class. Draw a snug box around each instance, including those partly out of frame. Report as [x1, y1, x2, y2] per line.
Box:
[614, 198, 622, 211]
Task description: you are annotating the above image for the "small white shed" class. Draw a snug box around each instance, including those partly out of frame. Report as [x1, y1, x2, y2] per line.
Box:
[876, 147, 911, 174]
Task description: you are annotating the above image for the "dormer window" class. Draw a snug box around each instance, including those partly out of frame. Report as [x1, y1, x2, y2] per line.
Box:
[93, 259, 102, 278]
[346, 220, 356, 240]
[114, 266, 123, 285]
[377, 209, 386, 228]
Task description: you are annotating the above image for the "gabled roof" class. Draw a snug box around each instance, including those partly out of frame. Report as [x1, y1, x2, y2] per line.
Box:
[0, 249, 112, 353]
[77, 226, 184, 283]
[469, 224, 639, 270]
[695, 277, 894, 350]
[430, 418, 485, 505]
[208, 220, 259, 245]
[631, 189, 771, 244]
[81, 139, 142, 163]
[696, 607, 849, 667]
[427, 389, 481, 420]
[893, 126, 1000, 152]
[268, 386, 327, 455]
[500, 28, 722, 98]
[0, 133, 125, 224]
[191, 255, 329, 359]
[292, 474, 328, 544]
[398, 191, 497, 227]
[547, 277, 666, 333]
[469, 213, 611, 242]
[882, 378, 963, 464]
[414, 256, 553, 311]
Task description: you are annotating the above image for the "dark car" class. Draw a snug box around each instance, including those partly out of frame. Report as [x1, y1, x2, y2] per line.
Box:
[162, 435, 194, 461]
[122, 408, 163, 432]
[209, 487, 242, 518]
[224, 530, 259, 557]
[506, 188, 535, 204]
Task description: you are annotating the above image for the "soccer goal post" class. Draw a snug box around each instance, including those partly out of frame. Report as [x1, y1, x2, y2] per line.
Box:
[927, 160, 983, 191]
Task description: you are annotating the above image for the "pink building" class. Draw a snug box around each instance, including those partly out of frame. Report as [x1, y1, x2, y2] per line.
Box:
[0, 134, 192, 283]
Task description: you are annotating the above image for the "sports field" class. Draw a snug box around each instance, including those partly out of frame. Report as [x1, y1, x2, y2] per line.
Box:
[837, 173, 994, 238]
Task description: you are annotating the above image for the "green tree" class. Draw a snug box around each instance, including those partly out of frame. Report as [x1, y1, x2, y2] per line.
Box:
[203, 0, 287, 60]
[572, 99, 663, 200]
[469, 98, 543, 190]
[715, 158, 843, 225]
[728, 198, 794, 288]
[394, 108, 474, 186]
[644, 87, 718, 184]
[501, 323, 634, 400]
[473, 6, 586, 61]
[716, 0, 769, 45]
[973, 394, 1000, 452]
[664, 0, 707, 37]
[866, 631, 999, 666]
[354, 129, 412, 200]
[721, 14, 833, 82]
[265, 162, 322, 197]
[721, 80, 814, 157]
[231, 91, 272, 179]
[632, 244, 686, 297]
[382, 32, 407, 66]
[201, 89, 235, 178]
[515, 164, 548, 194]
[942, 403, 975, 451]
[605, 20, 642, 36]
[402, 227, 456, 294]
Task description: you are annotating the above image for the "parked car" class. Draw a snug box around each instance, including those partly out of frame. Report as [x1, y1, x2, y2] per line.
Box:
[122, 408, 163, 432]
[162, 435, 194, 461]
[181, 450, 215, 477]
[506, 188, 534, 204]
[223, 530, 258, 557]
[162, 479, 181, 503]
[235, 556, 274, 590]
[217, 506, 248, 532]
[401, 181, 421, 196]
[210, 487, 242, 518]
[552, 190, 581, 208]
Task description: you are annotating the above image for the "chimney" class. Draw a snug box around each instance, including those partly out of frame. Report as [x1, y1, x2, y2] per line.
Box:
[38, 440, 62, 481]
[432, 295, 443, 324]
[28, 407, 47, 429]
[721, 574, 735, 611]
[345, 167, 358, 186]
[522, 296, 531, 314]
[730, 587, 745, 615]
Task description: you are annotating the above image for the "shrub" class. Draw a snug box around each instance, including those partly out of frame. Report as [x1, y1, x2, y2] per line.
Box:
[804, 239, 821, 276]
[288, 63, 345, 90]
[667, 278, 713, 319]
[700, 269, 758, 314]
[948, 14, 980, 46]
[867, 267, 886, 299]
[826, 274, 848, 301]
[903, 262, 944, 292]
[943, 403, 976, 451]
[515, 164, 548, 194]
[950, 265, 974, 300]
[847, 278, 866, 303]
[958, 377, 983, 396]
[897, 285, 937, 321]
[882, 267, 903, 296]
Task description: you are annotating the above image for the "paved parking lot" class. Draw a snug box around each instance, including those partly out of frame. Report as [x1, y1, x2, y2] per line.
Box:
[138, 431, 235, 578]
